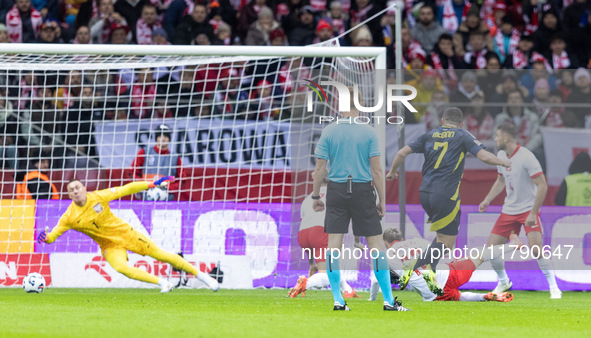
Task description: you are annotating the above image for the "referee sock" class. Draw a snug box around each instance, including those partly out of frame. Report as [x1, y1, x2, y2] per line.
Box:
[413, 239, 445, 272]
[326, 251, 345, 306]
[373, 251, 394, 306]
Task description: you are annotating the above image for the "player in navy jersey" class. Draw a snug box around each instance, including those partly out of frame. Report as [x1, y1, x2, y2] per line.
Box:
[386, 107, 510, 294]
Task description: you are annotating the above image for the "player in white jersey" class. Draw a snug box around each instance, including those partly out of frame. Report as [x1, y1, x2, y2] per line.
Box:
[369, 228, 517, 302]
[479, 124, 561, 299]
[288, 170, 359, 298]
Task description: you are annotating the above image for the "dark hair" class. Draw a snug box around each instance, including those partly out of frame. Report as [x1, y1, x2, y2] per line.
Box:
[438, 33, 453, 43]
[497, 124, 517, 139]
[67, 178, 83, 188]
[443, 107, 464, 124]
[485, 51, 501, 63]
[383, 228, 403, 244]
[550, 33, 565, 44]
[507, 89, 524, 100]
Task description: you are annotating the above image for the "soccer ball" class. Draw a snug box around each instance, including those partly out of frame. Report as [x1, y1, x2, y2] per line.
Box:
[23, 273, 46, 293]
[145, 187, 169, 201]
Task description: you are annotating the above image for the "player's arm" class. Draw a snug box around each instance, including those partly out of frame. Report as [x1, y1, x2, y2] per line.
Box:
[39, 216, 70, 244]
[476, 149, 511, 168]
[126, 149, 146, 179]
[526, 174, 548, 226]
[479, 174, 505, 212]
[103, 177, 176, 201]
[386, 146, 413, 180]
[370, 155, 386, 217]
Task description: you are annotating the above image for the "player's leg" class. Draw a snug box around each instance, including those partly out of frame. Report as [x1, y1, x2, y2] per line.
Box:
[412, 192, 460, 272]
[487, 213, 520, 293]
[104, 247, 172, 291]
[324, 181, 350, 310]
[149, 246, 219, 291]
[472, 234, 524, 267]
[526, 227, 561, 298]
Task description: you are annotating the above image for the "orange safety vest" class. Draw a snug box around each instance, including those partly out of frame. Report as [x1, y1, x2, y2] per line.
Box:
[16, 171, 59, 200]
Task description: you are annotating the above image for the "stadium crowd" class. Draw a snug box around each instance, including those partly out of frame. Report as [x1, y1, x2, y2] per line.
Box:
[1, 0, 591, 176]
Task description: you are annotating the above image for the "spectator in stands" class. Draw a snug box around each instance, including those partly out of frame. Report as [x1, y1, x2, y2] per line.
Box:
[64, 0, 83, 26]
[489, 71, 527, 116]
[521, 60, 557, 97]
[73, 25, 91, 44]
[312, 19, 333, 44]
[215, 21, 231, 45]
[109, 21, 131, 44]
[423, 89, 447, 130]
[351, 23, 373, 46]
[56, 69, 83, 110]
[556, 69, 574, 100]
[450, 70, 479, 104]
[114, 0, 148, 42]
[237, 0, 272, 41]
[463, 31, 489, 69]
[479, 52, 502, 100]
[532, 78, 550, 118]
[127, 123, 185, 201]
[544, 89, 565, 128]
[130, 68, 156, 118]
[6, 0, 42, 43]
[325, 0, 347, 44]
[464, 90, 495, 144]
[174, 3, 214, 45]
[0, 83, 16, 170]
[192, 32, 210, 45]
[212, 68, 246, 118]
[555, 151, 591, 206]
[411, 4, 446, 54]
[503, 34, 535, 69]
[495, 89, 543, 153]
[151, 27, 169, 44]
[546, 34, 577, 70]
[438, 0, 472, 34]
[269, 27, 287, 46]
[171, 65, 196, 117]
[410, 69, 442, 122]
[136, 3, 162, 45]
[16, 149, 58, 200]
[404, 48, 428, 83]
[245, 6, 280, 45]
[388, 27, 422, 69]
[64, 86, 99, 168]
[429, 33, 464, 91]
[89, 0, 129, 44]
[20, 86, 63, 149]
[379, 3, 396, 46]
[566, 68, 591, 127]
[0, 1, 15, 25]
[0, 23, 8, 43]
[532, 8, 561, 55]
[452, 6, 490, 61]
[288, 5, 316, 46]
[522, 0, 540, 36]
[279, 0, 308, 41]
[493, 15, 519, 65]
[350, 0, 383, 47]
[36, 19, 63, 43]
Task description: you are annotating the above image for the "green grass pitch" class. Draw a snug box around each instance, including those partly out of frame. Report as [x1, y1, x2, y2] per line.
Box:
[1, 288, 590, 337]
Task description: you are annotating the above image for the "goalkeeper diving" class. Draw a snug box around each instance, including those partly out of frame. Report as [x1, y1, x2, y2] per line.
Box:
[37, 177, 219, 292]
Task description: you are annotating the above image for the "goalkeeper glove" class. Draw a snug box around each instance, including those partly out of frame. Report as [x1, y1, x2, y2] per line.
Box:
[149, 176, 175, 188]
[37, 227, 49, 244]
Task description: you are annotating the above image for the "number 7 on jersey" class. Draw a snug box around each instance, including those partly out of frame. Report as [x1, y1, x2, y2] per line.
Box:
[433, 141, 448, 169]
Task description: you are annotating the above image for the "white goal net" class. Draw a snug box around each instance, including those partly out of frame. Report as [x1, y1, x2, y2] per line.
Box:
[0, 43, 386, 289]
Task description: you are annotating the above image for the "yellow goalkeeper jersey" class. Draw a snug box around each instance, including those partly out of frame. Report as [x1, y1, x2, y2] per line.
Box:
[45, 182, 149, 248]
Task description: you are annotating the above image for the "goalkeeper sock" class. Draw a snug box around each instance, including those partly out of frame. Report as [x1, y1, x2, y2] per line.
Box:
[538, 258, 558, 289]
[413, 239, 445, 272]
[326, 251, 345, 306]
[373, 251, 394, 306]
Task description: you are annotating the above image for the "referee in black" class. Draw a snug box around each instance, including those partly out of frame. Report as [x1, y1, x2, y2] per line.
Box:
[312, 88, 409, 312]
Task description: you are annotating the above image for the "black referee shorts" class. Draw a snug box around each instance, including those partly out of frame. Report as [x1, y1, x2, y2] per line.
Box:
[324, 181, 382, 237]
[419, 191, 461, 236]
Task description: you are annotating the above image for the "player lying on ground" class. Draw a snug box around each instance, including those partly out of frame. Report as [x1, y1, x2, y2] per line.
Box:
[369, 228, 521, 302]
[37, 177, 219, 293]
[289, 170, 359, 298]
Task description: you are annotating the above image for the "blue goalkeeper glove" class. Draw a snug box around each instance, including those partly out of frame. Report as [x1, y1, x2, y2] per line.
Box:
[150, 176, 175, 188]
[37, 227, 49, 244]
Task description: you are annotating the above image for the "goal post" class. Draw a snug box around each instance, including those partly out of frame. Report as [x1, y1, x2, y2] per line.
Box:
[0, 43, 388, 289]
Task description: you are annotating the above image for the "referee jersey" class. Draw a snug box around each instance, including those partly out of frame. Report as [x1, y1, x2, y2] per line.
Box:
[315, 121, 380, 183]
